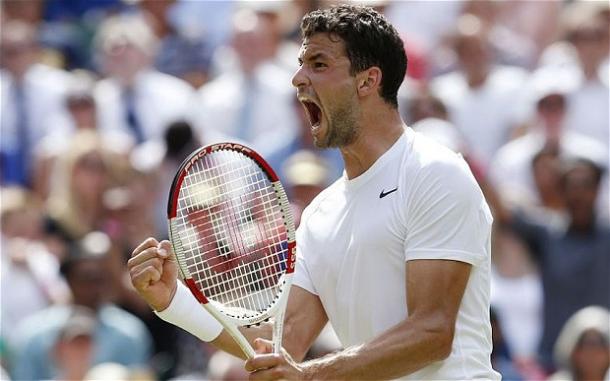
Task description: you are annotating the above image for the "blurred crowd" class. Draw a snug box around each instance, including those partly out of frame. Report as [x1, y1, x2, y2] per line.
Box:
[0, 0, 608, 380]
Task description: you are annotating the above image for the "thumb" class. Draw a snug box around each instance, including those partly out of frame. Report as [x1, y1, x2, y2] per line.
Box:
[158, 240, 174, 259]
[253, 338, 273, 354]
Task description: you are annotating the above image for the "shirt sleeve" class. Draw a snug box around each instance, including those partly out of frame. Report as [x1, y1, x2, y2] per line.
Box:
[404, 157, 493, 266]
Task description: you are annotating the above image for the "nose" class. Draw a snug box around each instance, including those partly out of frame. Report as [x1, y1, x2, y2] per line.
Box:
[291, 65, 308, 89]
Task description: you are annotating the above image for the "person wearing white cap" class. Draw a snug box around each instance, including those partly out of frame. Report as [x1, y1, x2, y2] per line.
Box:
[489, 69, 608, 221]
[549, 306, 609, 381]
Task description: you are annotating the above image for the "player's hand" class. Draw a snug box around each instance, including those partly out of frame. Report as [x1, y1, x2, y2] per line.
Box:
[245, 338, 312, 380]
[128, 238, 178, 312]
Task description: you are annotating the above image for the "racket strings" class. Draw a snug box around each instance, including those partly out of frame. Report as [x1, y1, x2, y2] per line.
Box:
[175, 150, 288, 317]
[180, 193, 286, 249]
[199, 247, 287, 296]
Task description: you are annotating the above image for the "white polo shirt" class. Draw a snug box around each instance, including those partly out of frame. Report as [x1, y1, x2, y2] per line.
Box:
[294, 128, 500, 380]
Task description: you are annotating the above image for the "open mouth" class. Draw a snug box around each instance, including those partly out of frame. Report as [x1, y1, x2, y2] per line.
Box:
[302, 100, 322, 128]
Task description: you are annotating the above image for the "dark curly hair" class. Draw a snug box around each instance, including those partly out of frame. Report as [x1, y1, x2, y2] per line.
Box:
[300, 4, 407, 108]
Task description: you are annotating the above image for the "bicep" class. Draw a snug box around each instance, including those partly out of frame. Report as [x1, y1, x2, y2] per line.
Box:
[406, 260, 471, 338]
[283, 285, 328, 361]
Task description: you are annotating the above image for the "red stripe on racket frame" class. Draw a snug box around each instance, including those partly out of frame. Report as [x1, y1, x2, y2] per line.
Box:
[185, 278, 209, 304]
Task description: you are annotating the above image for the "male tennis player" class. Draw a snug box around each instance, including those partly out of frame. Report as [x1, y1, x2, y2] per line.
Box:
[129, 5, 500, 380]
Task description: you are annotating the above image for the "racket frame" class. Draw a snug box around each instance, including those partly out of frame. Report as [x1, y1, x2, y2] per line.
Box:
[167, 142, 296, 359]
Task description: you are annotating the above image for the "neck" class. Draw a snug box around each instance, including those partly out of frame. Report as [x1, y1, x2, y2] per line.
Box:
[340, 105, 405, 179]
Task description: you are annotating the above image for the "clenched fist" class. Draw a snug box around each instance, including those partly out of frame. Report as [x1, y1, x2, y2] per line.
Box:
[128, 238, 178, 311]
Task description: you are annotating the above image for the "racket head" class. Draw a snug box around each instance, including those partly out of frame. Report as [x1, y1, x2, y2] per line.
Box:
[167, 142, 296, 326]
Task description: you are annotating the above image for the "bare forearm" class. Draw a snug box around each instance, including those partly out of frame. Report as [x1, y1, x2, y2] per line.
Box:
[303, 318, 451, 380]
[210, 323, 273, 359]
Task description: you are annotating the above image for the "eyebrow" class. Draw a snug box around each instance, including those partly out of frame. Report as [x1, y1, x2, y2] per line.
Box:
[298, 52, 329, 64]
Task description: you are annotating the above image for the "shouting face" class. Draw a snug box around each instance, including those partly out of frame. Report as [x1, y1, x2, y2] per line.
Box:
[292, 33, 361, 148]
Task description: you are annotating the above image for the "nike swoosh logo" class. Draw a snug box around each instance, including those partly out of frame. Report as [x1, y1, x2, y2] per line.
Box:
[379, 187, 398, 198]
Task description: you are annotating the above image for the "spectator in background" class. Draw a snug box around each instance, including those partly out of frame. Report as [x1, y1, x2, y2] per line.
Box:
[530, 148, 565, 218]
[282, 150, 331, 227]
[460, 0, 538, 69]
[45, 131, 115, 244]
[31, 71, 125, 201]
[384, 1, 461, 70]
[265, 97, 344, 183]
[550, 306, 610, 381]
[490, 158, 610, 371]
[3, 0, 124, 70]
[1, 188, 69, 353]
[497, 1, 562, 66]
[490, 308, 525, 380]
[137, 0, 212, 88]
[244, 1, 301, 75]
[51, 307, 97, 381]
[190, 7, 299, 158]
[562, 7, 610, 148]
[489, 72, 608, 221]
[430, 14, 528, 166]
[404, 90, 449, 126]
[11, 231, 152, 380]
[1, 0, 44, 24]
[204, 351, 249, 381]
[93, 14, 193, 146]
[0, 20, 72, 186]
[156, 120, 201, 233]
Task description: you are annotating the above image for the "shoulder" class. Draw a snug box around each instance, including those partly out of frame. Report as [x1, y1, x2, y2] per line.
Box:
[406, 129, 479, 191]
[402, 130, 488, 217]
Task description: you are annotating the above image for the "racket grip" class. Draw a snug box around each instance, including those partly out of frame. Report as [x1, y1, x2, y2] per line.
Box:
[273, 308, 286, 354]
[154, 281, 223, 342]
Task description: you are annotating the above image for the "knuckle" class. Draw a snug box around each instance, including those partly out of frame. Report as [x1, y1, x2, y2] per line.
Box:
[131, 273, 145, 289]
[149, 257, 161, 268]
[130, 247, 140, 258]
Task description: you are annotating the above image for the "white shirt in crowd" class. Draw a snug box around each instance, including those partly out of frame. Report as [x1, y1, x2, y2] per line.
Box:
[94, 69, 194, 145]
[294, 128, 500, 380]
[431, 65, 529, 165]
[491, 270, 543, 358]
[489, 129, 609, 222]
[0, 64, 72, 155]
[189, 62, 299, 158]
[565, 78, 609, 148]
[0, 238, 68, 349]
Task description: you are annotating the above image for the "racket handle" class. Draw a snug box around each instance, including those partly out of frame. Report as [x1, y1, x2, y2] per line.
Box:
[273, 308, 286, 354]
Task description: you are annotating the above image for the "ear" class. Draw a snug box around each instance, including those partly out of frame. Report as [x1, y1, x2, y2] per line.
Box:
[356, 67, 382, 98]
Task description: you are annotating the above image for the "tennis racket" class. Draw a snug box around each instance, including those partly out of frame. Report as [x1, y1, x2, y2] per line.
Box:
[167, 142, 296, 359]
